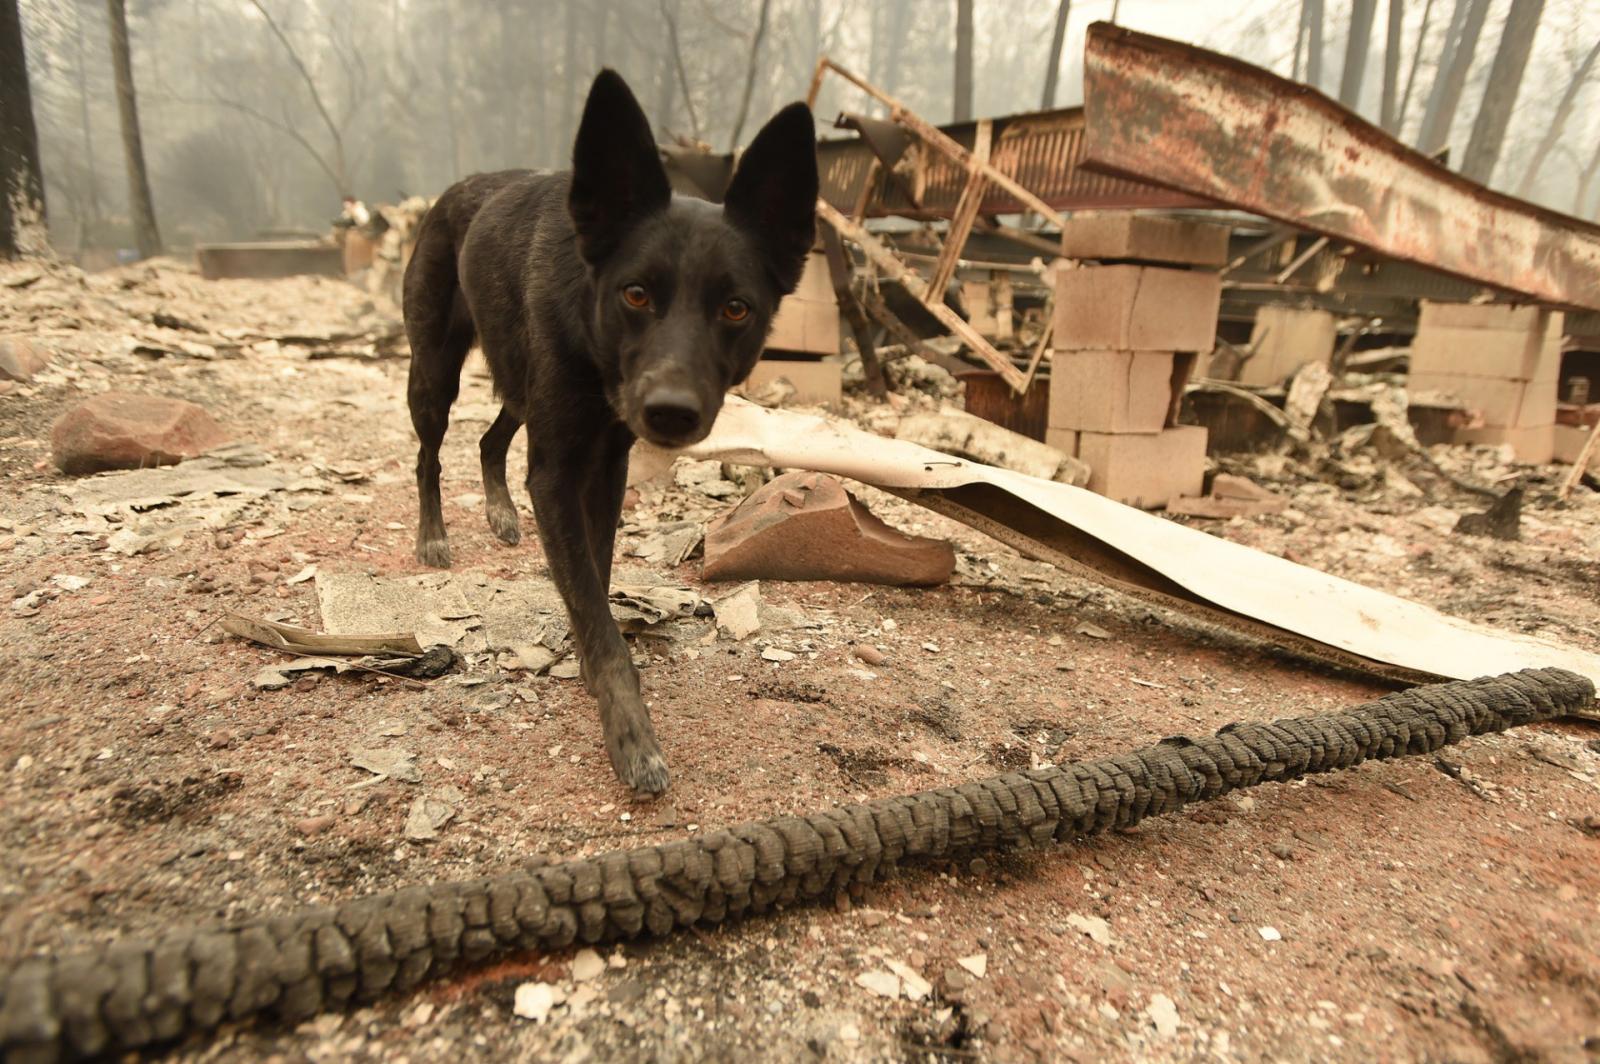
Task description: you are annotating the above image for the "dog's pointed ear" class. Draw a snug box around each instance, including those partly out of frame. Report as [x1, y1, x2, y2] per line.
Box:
[723, 103, 819, 295]
[568, 70, 671, 265]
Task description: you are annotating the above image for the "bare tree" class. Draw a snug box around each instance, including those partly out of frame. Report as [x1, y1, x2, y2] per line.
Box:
[1415, 0, 1490, 156]
[1577, 137, 1600, 218]
[727, 0, 772, 149]
[1305, 0, 1325, 89]
[658, 0, 700, 141]
[245, 0, 351, 195]
[953, 0, 974, 122]
[1, 0, 46, 259]
[1041, 0, 1071, 108]
[1339, 0, 1377, 108]
[107, 0, 160, 257]
[1380, 0, 1403, 130]
[72, 3, 101, 228]
[1459, 0, 1545, 184]
[1396, 0, 1437, 132]
[1514, 38, 1600, 198]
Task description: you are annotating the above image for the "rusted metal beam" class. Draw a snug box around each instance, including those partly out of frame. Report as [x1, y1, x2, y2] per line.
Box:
[818, 200, 1028, 392]
[1079, 22, 1600, 312]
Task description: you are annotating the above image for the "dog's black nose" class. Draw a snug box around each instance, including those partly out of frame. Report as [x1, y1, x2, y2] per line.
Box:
[642, 391, 704, 441]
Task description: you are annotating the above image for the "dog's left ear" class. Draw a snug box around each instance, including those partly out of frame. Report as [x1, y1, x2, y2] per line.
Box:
[723, 103, 819, 295]
[569, 70, 672, 266]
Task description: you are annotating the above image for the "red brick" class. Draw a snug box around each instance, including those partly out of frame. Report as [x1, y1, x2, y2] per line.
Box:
[1047, 350, 1174, 434]
[703, 471, 954, 585]
[1053, 265, 1220, 352]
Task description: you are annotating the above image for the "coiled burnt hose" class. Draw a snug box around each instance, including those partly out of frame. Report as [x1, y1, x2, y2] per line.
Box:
[1, 668, 1592, 1062]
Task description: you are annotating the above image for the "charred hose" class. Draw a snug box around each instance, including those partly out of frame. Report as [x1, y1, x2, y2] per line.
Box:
[0, 667, 1592, 1062]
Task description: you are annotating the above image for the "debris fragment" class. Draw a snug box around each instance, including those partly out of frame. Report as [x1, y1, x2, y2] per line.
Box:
[1066, 912, 1115, 946]
[703, 471, 955, 586]
[222, 613, 422, 656]
[349, 748, 421, 784]
[884, 959, 933, 1002]
[571, 949, 606, 982]
[956, 953, 988, 979]
[1074, 622, 1111, 640]
[513, 982, 561, 1023]
[0, 336, 49, 382]
[1453, 488, 1522, 542]
[1170, 473, 1288, 519]
[713, 582, 763, 641]
[1145, 993, 1180, 1038]
[404, 788, 461, 841]
[1258, 926, 1282, 942]
[50, 391, 231, 474]
[896, 407, 1091, 486]
[855, 970, 900, 999]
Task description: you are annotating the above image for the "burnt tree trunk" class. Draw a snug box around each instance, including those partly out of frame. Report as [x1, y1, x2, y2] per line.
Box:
[882, 0, 911, 96]
[727, 0, 772, 150]
[1380, 0, 1403, 130]
[0, 0, 47, 258]
[1305, 0, 1325, 89]
[1514, 38, 1600, 198]
[1415, 0, 1490, 157]
[1459, 0, 1545, 184]
[1339, 0, 1377, 108]
[953, 0, 974, 123]
[1041, 0, 1071, 108]
[559, 0, 579, 154]
[1396, 0, 1436, 133]
[107, 0, 160, 259]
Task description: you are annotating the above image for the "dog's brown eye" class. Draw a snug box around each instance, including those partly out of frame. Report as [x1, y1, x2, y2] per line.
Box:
[722, 299, 750, 323]
[622, 284, 650, 309]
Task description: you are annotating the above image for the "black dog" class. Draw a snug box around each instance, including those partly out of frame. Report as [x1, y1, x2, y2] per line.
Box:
[403, 71, 819, 794]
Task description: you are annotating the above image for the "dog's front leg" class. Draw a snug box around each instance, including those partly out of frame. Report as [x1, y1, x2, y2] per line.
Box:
[527, 428, 668, 795]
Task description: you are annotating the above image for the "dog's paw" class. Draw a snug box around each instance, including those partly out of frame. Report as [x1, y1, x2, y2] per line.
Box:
[622, 749, 671, 796]
[486, 504, 521, 546]
[415, 536, 452, 568]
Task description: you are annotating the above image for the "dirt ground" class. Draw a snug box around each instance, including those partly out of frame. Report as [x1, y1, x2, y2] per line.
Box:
[2, 257, 1599, 1063]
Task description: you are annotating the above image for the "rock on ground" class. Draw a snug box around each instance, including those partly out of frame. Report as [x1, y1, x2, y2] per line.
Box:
[703, 471, 955, 587]
[50, 391, 230, 474]
[0, 336, 50, 382]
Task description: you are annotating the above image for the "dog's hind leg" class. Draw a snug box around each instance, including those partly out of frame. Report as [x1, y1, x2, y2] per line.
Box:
[479, 405, 522, 546]
[404, 220, 476, 568]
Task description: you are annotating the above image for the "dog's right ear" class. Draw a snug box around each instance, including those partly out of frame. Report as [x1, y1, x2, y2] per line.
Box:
[569, 70, 671, 266]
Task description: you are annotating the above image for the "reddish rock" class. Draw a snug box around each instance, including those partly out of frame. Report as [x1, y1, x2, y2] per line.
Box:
[703, 471, 954, 586]
[50, 391, 230, 474]
[0, 336, 49, 382]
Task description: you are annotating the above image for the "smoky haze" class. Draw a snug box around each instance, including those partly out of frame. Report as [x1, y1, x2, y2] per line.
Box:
[14, 0, 1600, 256]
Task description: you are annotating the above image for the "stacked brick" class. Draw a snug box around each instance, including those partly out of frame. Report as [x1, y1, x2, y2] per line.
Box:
[1409, 301, 1562, 463]
[1046, 215, 1227, 508]
[748, 250, 842, 405]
